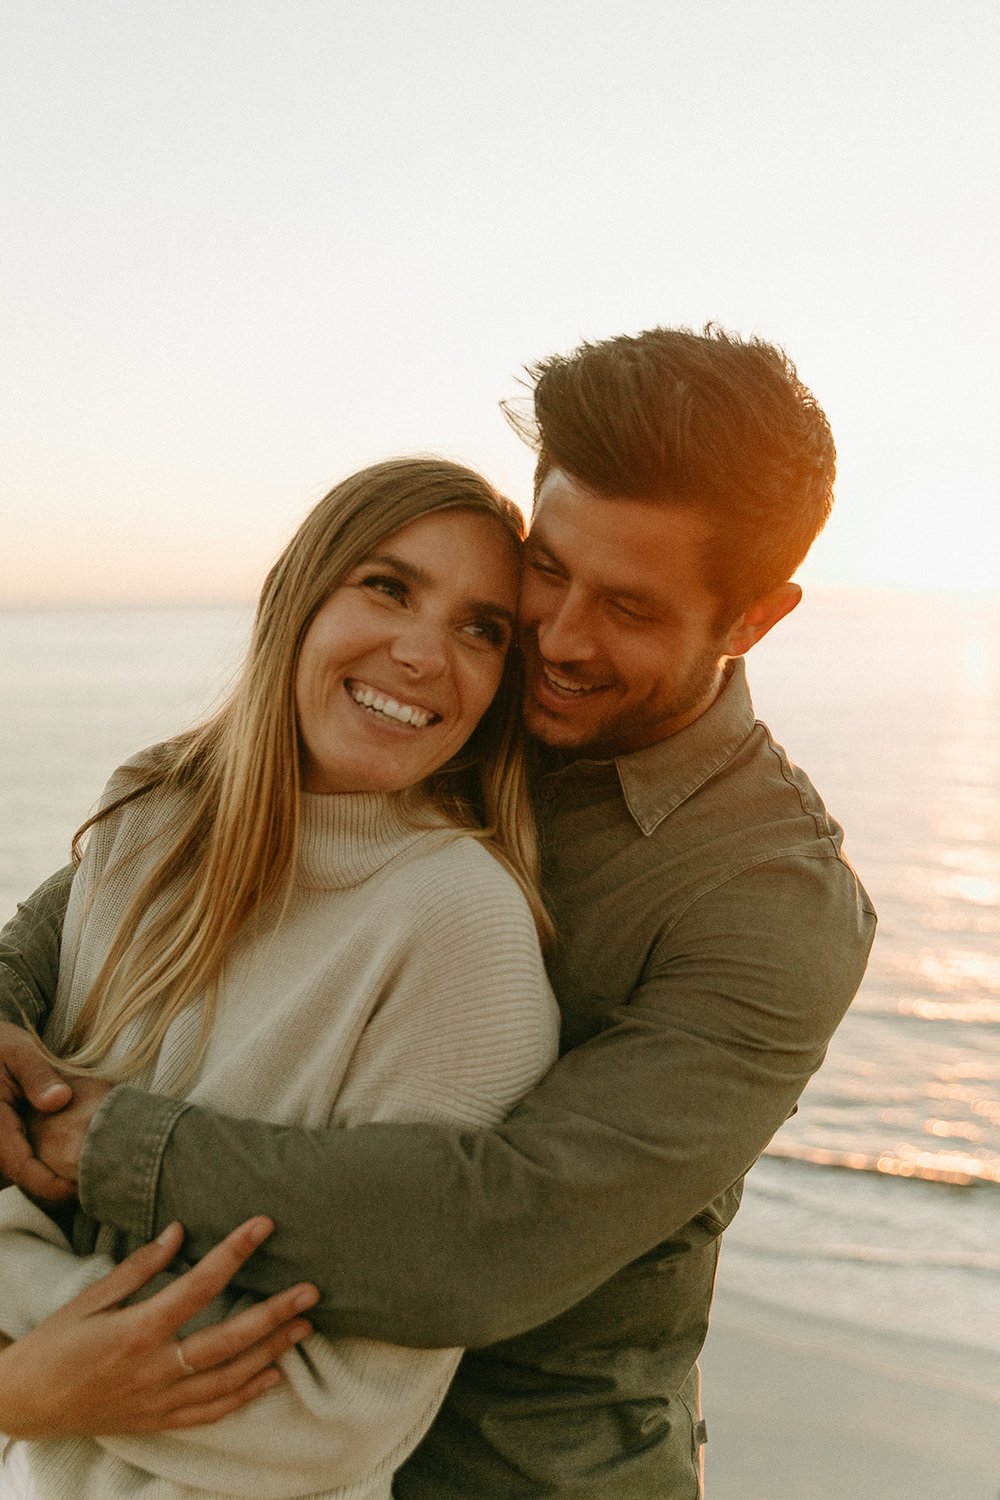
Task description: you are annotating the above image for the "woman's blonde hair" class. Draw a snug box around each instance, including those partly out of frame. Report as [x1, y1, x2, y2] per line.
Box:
[59, 457, 550, 1085]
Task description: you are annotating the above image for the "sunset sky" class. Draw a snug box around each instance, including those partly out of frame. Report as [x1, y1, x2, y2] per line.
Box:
[3, 1, 998, 607]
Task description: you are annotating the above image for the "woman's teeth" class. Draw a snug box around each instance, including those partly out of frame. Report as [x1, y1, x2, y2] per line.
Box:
[349, 683, 434, 728]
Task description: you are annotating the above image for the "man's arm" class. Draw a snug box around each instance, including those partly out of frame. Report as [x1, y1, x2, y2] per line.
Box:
[0, 865, 72, 1029]
[0, 867, 76, 1197]
[80, 856, 875, 1349]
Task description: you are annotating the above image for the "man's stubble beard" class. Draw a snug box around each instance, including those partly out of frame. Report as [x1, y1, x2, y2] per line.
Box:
[525, 639, 728, 760]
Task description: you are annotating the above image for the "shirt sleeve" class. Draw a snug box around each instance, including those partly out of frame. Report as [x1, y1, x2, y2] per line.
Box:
[84, 853, 874, 1350]
[0, 757, 159, 1031]
[75, 858, 558, 1496]
[0, 866, 72, 1029]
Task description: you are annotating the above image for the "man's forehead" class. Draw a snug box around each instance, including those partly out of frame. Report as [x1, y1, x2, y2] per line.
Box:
[525, 470, 724, 623]
[530, 470, 710, 559]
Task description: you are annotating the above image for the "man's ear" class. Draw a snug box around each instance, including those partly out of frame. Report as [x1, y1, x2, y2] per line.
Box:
[722, 582, 802, 657]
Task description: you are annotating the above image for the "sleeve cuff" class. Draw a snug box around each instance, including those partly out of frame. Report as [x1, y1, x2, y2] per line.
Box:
[0, 963, 44, 1028]
[79, 1085, 192, 1241]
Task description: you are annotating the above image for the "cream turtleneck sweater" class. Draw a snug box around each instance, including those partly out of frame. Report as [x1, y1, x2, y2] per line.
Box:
[0, 773, 558, 1500]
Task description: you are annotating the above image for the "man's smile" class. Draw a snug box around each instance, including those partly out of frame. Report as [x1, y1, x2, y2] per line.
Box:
[538, 663, 608, 698]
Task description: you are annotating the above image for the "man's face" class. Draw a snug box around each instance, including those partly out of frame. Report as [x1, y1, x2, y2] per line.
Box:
[518, 469, 735, 758]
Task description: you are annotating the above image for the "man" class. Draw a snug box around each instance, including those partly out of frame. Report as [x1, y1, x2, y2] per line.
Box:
[0, 325, 875, 1496]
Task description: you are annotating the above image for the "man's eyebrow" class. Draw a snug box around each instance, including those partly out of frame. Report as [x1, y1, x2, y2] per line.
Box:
[525, 536, 565, 568]
[607, 586, 682, 624]
[608, 585, 661, 610]
[360, 552, 516, 627]
[526, 539, 665, 614]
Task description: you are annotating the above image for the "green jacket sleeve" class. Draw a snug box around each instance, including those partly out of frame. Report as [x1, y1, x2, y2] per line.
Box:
[0, 865, 73, 1028]
[82, 855, 875, 1349]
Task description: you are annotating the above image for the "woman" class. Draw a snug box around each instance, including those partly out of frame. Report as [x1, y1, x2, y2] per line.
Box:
[0, 457, 558, 1498]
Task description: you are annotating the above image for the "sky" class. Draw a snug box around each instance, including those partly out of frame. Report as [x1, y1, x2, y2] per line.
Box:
[2, 0, 998, 607]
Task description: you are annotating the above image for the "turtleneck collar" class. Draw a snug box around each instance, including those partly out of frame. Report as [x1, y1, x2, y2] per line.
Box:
[296, 787, 451, 889]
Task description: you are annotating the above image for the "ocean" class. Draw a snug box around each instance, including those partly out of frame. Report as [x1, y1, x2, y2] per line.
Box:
[1, 590, 998, 1401]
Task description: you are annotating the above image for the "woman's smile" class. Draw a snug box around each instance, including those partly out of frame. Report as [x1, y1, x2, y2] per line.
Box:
[345, 678, 440, 729]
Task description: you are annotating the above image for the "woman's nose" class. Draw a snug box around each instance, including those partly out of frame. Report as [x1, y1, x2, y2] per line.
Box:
[389, 618, 450, 677]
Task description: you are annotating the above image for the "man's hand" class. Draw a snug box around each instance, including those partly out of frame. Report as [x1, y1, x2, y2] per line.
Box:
[27, 1073, 112, 1185]
[0, 1020, 75, 1200]
[0, 1216, 319, 1437]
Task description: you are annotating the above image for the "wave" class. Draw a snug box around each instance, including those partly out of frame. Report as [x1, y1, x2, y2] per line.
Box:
[764, 1138, 1000, 1188]
[729, 1238, 1000, 1274]
[892, 995, 1000, 1024]
[850, 991, 1000, 1026]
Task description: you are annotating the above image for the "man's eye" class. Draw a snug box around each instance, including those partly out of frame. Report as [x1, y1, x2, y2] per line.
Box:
[525, 554, 561, 578]
[611, 601, 649, 623]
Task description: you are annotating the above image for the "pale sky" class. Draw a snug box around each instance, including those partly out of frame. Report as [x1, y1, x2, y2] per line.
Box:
[3, 0, 998, 606]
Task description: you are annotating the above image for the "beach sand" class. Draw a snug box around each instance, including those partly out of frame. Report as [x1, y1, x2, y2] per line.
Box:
[699, 1287, 999, 1498]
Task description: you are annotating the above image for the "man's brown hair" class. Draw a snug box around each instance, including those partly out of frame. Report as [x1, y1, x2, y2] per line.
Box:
[508, 324, 836, 618]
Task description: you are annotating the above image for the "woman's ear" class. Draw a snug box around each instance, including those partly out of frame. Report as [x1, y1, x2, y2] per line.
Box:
[723, 582, 802, 657]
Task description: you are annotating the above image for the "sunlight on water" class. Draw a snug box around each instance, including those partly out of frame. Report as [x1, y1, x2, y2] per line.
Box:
[925, 1118, 984, 1141]
[747, 590, 1000, 1209]
[876, 1148, 994, 1185]
[898, 996, 1000, 1023]
[768, 1137, 999, 1186]
[940, 873, 1000, 904]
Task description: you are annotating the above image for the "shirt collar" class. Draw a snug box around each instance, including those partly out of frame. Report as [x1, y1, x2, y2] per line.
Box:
[617, 658, 757, 833]
[540, 658, 757, 836]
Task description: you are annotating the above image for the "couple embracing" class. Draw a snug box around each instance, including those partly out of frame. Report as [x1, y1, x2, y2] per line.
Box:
[0, 324, 874, 1499]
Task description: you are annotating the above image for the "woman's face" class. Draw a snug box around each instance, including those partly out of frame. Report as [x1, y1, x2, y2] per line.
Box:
[295, 507, 521, 796]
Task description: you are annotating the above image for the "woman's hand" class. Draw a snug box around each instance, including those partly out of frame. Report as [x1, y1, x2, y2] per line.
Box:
[0, 1216, 318, 1437]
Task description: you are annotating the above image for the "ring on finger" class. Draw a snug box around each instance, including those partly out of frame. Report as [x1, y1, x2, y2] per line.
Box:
[175, 1340, 198, 1378]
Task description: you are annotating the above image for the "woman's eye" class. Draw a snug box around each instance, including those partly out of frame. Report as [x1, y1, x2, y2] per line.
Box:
[461, 619, 509, 648]
[361, 574, 407, 603]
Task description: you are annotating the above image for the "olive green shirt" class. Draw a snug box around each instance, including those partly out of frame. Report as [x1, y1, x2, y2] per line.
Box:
[0, 660, 875, 1498]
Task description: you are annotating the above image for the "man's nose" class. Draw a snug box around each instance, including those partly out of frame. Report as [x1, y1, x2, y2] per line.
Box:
[536, 589, 597, 663]
[390, 617, 450, 677]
